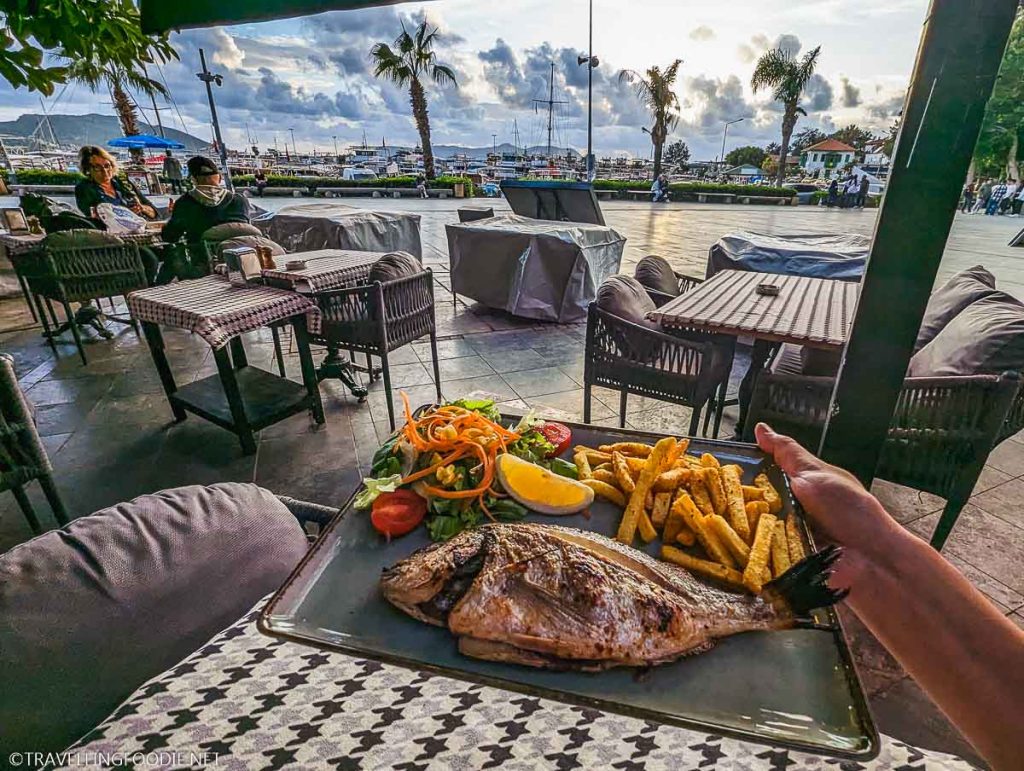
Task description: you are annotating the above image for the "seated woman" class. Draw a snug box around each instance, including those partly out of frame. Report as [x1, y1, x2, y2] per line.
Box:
[74, 146, 158, 221]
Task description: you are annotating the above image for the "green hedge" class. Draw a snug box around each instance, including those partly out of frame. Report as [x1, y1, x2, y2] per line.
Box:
[233, 174, 474, 197]
[0, 168, 85, 185]
[591, 178, 796, 198]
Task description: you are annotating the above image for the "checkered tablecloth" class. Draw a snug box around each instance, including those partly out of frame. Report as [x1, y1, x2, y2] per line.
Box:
[262, 249, 387, 293]
[128, 275, 321, 350]
[60, 599, 977, 771]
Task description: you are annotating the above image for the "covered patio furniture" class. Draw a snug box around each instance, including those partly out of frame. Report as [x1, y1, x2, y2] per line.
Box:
[0, 482, 327, 757]
[447, 214, 625, 322]
[743, 370, 1021, 550]
[312, 252, 441, 429]
[584, 276, 732, 435]
[706, 232, 870, 281]
[0, 353, 67, 534]
[252, 202, 422, 259]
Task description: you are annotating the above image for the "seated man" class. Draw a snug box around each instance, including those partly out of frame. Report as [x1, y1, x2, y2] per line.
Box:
[161, 156, 251, 245]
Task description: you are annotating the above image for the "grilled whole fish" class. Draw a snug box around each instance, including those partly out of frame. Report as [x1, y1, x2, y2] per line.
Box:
[381, 523, 844, 670]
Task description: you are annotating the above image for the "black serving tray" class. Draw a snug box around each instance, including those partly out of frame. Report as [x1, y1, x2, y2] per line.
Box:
[260, 418, 878, 760]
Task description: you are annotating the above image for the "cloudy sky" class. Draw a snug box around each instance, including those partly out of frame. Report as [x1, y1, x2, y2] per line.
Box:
[2, 0, 927, 160]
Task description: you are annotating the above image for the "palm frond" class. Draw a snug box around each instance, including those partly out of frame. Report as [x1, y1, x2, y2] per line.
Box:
[618, 69, 655, 108]
[750, 48, 791, 94]
[663, 58, 683, 86]
[431, 64, 457, 87]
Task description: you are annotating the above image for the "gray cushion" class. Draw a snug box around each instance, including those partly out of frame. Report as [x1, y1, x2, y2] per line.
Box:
[915, 265, 997, 351]
[43, 229, 123, 248]
[369, 251, 422, 284]
[909, 292, 1024, 376]
[0, 483, 308, 755]
[200, 222, 263, 243]
[217, 235, 287, 259]
[596, 275, 659, 328]
[634, 255, 680, 297]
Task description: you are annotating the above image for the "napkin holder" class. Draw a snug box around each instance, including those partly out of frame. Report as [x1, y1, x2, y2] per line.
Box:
[223, 246, 262, 286]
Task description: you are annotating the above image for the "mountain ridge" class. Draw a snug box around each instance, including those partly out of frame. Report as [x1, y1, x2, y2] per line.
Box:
[0, 114, 210, 151]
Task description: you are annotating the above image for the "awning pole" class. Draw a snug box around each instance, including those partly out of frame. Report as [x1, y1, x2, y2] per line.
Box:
[818, 0, 1019, 480]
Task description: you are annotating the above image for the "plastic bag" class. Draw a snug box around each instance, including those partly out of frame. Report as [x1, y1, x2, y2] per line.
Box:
[94, 203, 147, 234]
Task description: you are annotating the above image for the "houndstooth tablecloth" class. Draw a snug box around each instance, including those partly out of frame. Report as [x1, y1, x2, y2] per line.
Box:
[60, 600, 977, 771]
[261, 249, 388, 293]
[128, 275, 321, 350]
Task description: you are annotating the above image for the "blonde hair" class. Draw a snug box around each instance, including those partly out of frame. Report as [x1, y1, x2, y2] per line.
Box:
[79, 145, 118, 175]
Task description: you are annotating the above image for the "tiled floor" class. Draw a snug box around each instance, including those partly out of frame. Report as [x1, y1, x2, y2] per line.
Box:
[2, 199, 1022, 768]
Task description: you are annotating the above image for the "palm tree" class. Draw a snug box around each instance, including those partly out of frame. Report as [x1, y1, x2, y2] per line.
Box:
[370, 21, 457, 180]
[618, 60, 682, 180]
[751, 46, 821, 186]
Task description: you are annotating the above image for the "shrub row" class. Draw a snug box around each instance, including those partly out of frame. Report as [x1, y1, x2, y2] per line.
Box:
[0, 168, 84, 185]
[810, 190, 881, 208]
[591, 178, 796, 198]
[232, 174, 474, 197]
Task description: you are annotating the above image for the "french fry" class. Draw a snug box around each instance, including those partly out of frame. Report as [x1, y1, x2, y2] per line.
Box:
[581, 479, 626, 507]
[707, 514, 751, 566]
[594, 462, 612, 473]
[638, 508, 658, 543]
[622, 456, 647, 475]
[679, 454, 703, 468]
[574, 447, 611, 465]
[661, 546, 745, 591]
[700, 453, 721, 469]
[771, 520, 791, 578]
[665, 438, 690, 467]
[616, 437, 675, 544]
[651, 491, 672, 528]
[702, 466, 728, 517]
[573, 450, 592, 480]
[754, 473, 783, 515]
[591, 468, 619, 487]
[599, 442, 652, 457]
[743, 513, 778, 593]
[663, 498, 687, 543]
[644, 490, 654, 509]
[720, 464, 750, 543]
[689, 476, 716, 520]
[653, 467, 690, 492]
[742, 485, 765, 502]
[745, 501, 769, 542]
[611, 451, 636, 494]
[672, 492, 737, 568]
[785, 514, 807, 563]
[675, 525, 696, 547]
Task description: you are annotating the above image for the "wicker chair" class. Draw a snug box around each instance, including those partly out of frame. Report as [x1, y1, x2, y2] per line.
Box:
[0, 354, 68, 534]
[313, 268, 441, 430]
[742, 369, 1022, 550]
[633, 255, 704, 308]
[584, 303, 732, 436]
[19, 242, 147, 365]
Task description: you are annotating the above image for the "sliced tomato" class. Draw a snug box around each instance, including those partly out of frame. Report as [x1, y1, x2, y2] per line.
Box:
[371, 489, 428, 537]
[538, 421, 572, 457]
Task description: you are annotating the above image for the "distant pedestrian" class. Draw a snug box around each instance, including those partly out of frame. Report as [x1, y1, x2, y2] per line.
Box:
[857, 176, 870, 208]
[974, 179, 992, 214]
[999, 180, 1018, 214]
[162, 150, 183, 194]
[961, 182, 976, 213]
[1013, 184, 1024, 217]
[826, 178, 838, 207]
[416, 174, 428, 199]
[986, 180, 1007, 215]
[253, 167, 268, 197]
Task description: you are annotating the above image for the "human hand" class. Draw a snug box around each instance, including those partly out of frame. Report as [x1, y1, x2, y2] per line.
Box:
[754, 423, 904, 588]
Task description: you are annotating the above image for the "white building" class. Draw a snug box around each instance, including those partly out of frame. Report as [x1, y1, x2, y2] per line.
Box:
[800, 139, 856, 177]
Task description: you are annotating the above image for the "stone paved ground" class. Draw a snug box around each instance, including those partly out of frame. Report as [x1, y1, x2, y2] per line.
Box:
[2, 198, 1023, 768]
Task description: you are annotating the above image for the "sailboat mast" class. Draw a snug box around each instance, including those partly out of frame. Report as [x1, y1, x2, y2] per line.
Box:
[547, 62, 554, 159]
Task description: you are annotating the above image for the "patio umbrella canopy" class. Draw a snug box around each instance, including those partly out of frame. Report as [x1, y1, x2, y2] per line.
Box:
[107, 134, 186, 150]
[141, 0, 423, 33]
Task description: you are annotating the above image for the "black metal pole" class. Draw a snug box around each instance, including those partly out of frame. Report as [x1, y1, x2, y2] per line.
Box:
[587, 0, 594, 181]
[818, 0, 1018, 480]
[198, 48, 233, 191]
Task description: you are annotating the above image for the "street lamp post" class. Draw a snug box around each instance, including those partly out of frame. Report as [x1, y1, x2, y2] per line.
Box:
[720, 118, 744, 171]
[332, 135, 338, 161]
[196, 48, 233, 191]
[289, 128, 297, 158]
[577, 0, 599, 181]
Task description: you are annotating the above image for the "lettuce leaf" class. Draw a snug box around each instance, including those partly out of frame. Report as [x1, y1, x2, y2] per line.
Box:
[354, 474, 403, 510]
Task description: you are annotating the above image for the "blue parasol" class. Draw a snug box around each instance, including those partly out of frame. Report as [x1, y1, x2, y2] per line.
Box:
[107, 134, 186, 150]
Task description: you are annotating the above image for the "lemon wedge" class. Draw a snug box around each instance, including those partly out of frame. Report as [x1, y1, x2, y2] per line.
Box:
[496, 454, 594, 516]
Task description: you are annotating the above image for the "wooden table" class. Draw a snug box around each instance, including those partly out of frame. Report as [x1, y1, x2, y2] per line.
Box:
[648, 270, 858, 435]
[128, 276, 325, 454]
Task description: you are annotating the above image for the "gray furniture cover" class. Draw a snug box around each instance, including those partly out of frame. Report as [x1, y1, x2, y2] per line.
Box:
[252, 203, 422, 259]
[707, 232, 870, 280]
[0, 483, 308, 755]
[446, 214, 625, 322]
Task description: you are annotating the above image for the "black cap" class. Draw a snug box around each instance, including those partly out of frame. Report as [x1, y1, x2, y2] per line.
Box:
[187, 156, 219, 177]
